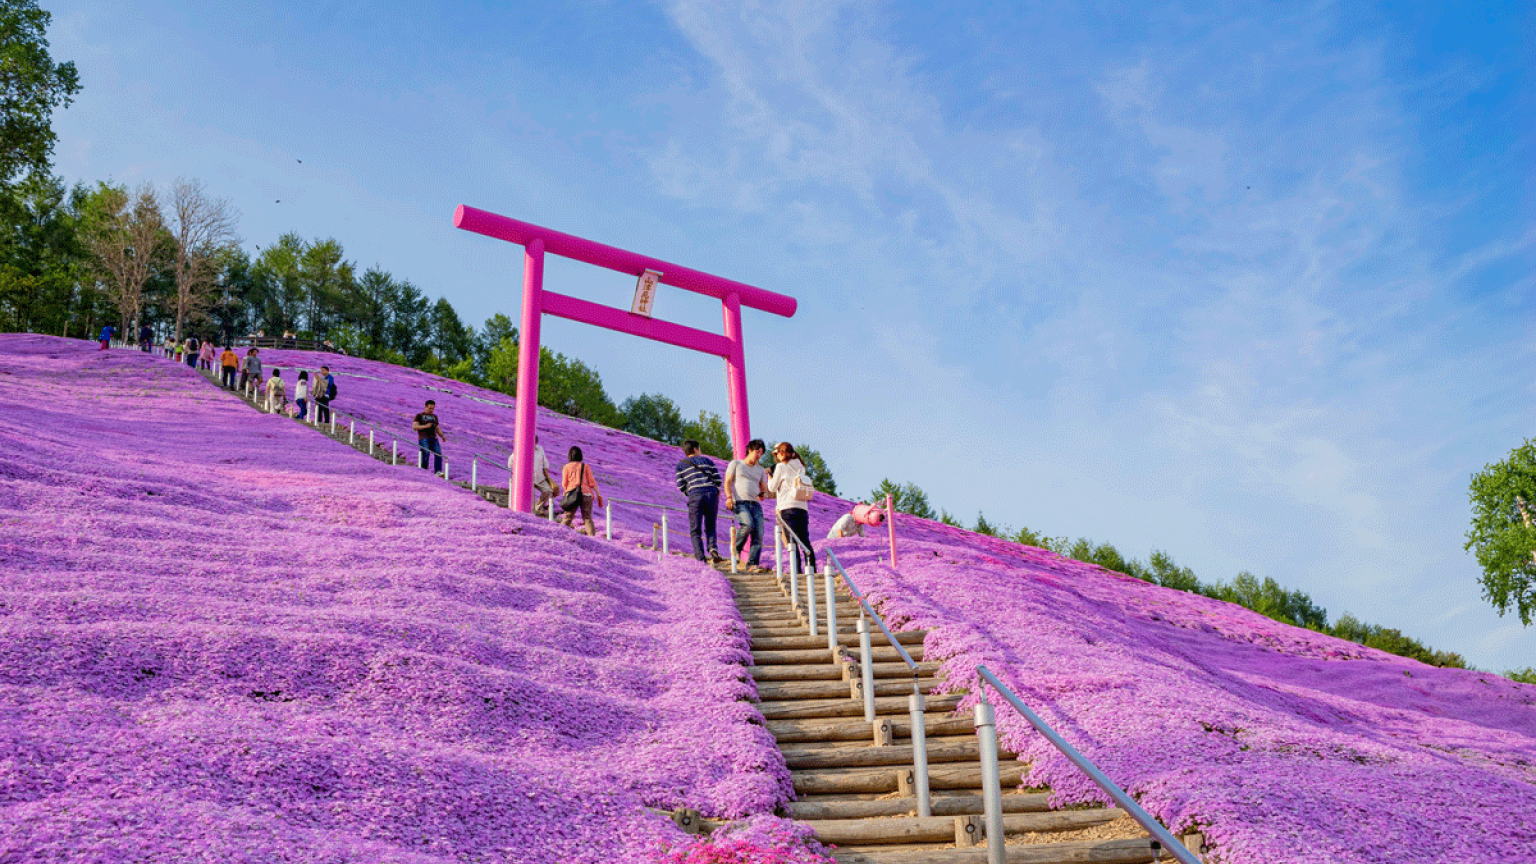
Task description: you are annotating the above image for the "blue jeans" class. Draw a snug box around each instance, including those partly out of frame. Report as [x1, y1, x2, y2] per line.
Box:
[296, 398, 308, 420]
[687, 490, 719, 560]
[418, 437, 442, 473]
[733, 501, 764, 567]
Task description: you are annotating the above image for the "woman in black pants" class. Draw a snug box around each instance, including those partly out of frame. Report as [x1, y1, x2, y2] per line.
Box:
[767, 442, 817, 573]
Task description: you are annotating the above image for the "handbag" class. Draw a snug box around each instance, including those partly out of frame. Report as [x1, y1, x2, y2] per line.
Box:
[560, 464, 587, 510]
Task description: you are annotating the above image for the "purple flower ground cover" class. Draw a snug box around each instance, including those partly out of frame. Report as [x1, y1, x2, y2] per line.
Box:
[828, 527, 1536, 863]
[0, 335, 795, 863]
[11, 334, 1535, 863]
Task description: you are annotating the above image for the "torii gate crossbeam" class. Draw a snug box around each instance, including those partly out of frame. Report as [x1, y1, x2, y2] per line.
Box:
[454, 205, 797, 513]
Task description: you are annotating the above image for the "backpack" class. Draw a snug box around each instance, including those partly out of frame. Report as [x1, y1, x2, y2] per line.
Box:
[326, 378, 337, 400]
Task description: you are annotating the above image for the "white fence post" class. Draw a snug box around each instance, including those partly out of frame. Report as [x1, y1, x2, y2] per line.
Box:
[605, 501, 612, 540]
[391, 438, 397, 465]
[471, 459, 478, 492]
[661, 511, 669, 557]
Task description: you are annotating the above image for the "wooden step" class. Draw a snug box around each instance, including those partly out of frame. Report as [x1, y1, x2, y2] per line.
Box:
[792, 761, 1026, 795]
[751, 647, 929, 666]
[752, 630, 927, 650]
[780, 739, 980, 769]
[748, 664, 842, 682]
[756, 678, 939, 701]
[768, 715, 977, 743]
[830, 837, 1163, 864]
[788, 791, 1051, 820]
[805, 808, 1130, 846]
[755, 693, 963, 720]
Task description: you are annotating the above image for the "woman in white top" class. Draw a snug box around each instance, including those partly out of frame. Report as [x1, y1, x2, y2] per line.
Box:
[766, 442, 817, 573]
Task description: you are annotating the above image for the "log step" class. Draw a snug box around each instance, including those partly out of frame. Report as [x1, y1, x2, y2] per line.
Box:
[780, 739, 980, 769]
[755, 693, 963, 720]
[756, 678, 939, 701]
[805, 808, 1131, 846]
[748, 664, 843, 681]
[830, 837, 1164, 864]
[792, 761, 1026, 795]
[768, 715, 977, 743]
[788, 791, 1051, 820]
[752, 630, 927, 650]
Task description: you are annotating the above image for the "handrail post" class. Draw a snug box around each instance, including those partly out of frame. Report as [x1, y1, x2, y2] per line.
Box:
[547, 496, 553, 519]
[661, 511, 669, 557]
[975, 697, 1005, 864]
[886, 492, 898, 569]
[329, 412, 335, 434]
[391, 438, 397, 465]
[774, 525, 783, 583]
[800, 543, 816, 636]
[605, 500, 612, 540]
[729, 525, 738, 574]
[787, 531, 799, 608]
[443, 458, 449, 481]
[858, 616, 876, 723]
[824, 564, 838, 652]
[368, 429, 374, 453]
[349, 420, 355, 444]
[471, 459, 478, 492]
[910, 688, 931, 818]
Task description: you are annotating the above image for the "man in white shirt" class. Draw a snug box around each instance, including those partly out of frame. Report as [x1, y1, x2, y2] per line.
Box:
[512, 434, 557, 515]
[724, 439, 770, 572]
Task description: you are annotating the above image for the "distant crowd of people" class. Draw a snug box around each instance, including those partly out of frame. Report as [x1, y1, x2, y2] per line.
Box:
[400, 398, 881, 567]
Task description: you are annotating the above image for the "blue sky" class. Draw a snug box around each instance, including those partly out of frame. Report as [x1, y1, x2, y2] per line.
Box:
[45, 1, 1534, 671]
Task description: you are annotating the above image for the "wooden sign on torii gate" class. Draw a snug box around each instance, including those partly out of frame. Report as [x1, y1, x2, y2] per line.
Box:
[454, 205, 798, 513]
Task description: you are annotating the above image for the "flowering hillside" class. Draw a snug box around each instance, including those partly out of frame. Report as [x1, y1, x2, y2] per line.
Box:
[829, 530, 1536, 863]
[8, 335, 1534, 864]
[0, 335, 789, 863]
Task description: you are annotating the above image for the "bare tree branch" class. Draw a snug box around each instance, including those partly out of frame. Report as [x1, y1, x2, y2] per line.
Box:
[81, 181, 166, 335]
[168, 177, 239, 340]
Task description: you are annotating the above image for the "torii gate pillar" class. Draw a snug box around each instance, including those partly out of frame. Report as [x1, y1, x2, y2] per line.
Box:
[456, 205, 796, 513]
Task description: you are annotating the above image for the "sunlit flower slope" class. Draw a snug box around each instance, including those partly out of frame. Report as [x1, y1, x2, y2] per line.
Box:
[0, 335, 788, 864]
[5, 335, 1534, 864]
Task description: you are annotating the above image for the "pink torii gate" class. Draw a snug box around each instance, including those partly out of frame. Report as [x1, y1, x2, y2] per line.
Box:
[454, 205, 798, 513]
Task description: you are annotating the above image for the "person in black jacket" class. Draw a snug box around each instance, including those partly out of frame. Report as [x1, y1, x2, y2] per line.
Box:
[675, 440, 723, 564]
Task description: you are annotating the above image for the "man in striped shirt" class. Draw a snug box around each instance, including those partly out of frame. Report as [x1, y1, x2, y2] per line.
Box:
[675, 440, 724, 564]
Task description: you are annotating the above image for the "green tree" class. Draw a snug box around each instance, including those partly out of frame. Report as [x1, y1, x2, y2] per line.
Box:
[1466, 439, 1536, 625]
[974, 512, 1000, 537]
[0, 1, 80, 194]
[621, 392, 686, 444]
[1013, 525, 1067, 554]
[870, 479, 935, 520]
[297, 237, 351, 335]
[797, 445, 837, 496]
[426, 296, 473, 369]
[1146, 550, 1202, 592]
[485, 336, 518, 394]
[537, 347, 622, 427]
[0, 171, 83, 334]
[474, 312, 517, 378]
[682, 410, 732, 458]
[939, 510, 962, 527]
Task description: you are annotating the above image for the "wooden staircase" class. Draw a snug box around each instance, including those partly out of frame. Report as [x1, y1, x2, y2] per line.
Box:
[727, 565, 1181, 863]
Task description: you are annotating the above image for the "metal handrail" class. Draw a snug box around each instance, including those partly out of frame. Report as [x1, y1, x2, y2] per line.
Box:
[772, 533, 933, 817]
[974, 665, 1200, 864]
[825, 549, 917, 670]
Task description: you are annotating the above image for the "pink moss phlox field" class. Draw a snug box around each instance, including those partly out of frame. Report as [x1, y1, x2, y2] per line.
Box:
[826, 526, 1536, 864]
[0, 335, 791, 863]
